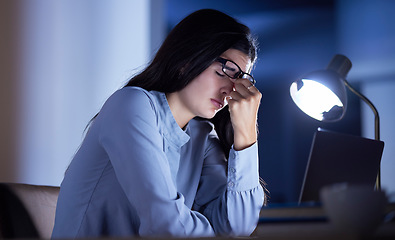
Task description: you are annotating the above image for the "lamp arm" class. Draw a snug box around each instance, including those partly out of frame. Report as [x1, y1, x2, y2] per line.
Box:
[343, 79, 381, 190]
[343, 80, 380, 141]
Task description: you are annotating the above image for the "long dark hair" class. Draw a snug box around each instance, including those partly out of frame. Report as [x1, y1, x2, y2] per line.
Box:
[124, 9, 258, 156]
[89, 9, 268, 203]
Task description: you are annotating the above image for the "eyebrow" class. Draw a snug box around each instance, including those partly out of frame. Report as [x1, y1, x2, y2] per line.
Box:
[224, 65, 237, 72]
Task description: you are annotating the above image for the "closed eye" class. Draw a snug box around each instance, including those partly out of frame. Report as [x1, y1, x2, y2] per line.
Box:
[216, 71, 226, 77]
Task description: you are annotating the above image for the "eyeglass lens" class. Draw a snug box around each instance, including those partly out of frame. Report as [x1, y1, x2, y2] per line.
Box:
[222, 61, 239, 78]
[222, 60, 255, 84]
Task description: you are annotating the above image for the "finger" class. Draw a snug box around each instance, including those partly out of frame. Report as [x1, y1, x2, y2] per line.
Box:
[234, 79, 255, 95]
[247, 84, 257, 92]
[228, 89, 244, 101]
[235, 78, 255, 89]
[234, 83, 257, 99]
[233, 83, 251, 97]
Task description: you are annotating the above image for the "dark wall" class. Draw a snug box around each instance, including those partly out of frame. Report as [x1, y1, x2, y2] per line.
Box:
[165, 0, 361, 203]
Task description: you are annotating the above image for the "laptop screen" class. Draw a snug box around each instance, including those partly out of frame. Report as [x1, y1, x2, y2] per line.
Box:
[298, 128, 384, 203]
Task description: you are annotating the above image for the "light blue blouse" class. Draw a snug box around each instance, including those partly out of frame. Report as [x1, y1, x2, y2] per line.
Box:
[52, 87, 264, 238]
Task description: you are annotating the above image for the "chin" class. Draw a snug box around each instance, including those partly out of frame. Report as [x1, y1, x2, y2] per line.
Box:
[199, 110, 217, 119]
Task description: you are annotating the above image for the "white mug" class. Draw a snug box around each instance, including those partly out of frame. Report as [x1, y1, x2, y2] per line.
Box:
[320, 183, 387, 237]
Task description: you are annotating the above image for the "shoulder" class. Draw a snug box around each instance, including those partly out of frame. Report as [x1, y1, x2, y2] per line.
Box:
[97, 87, 160, 125]
[108, 87, 154, 106]
[103, 87, 156, 112]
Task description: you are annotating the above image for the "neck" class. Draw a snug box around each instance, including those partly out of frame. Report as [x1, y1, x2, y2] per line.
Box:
[165, 92, 194, 129]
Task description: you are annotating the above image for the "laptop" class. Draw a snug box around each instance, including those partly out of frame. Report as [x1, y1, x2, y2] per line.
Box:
[298, 128, 384, 203]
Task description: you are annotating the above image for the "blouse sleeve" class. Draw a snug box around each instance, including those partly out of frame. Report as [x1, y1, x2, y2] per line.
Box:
[193, 134, 265, 236]
[98, 88, 215, 237]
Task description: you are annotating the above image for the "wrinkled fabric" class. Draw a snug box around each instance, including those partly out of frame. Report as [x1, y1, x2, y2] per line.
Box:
[52, 87, 264, 238]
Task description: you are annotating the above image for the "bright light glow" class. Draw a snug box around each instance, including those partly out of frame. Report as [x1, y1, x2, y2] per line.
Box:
[290, 79, 343, 121]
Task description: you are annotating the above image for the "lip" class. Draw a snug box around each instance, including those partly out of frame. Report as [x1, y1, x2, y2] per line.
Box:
[210, 98, 224, 109]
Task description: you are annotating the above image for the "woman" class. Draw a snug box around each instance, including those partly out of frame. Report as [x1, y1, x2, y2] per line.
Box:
[52, 9, 265, 238]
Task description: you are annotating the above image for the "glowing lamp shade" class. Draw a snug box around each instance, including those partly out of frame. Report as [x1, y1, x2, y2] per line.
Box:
[290, 55, 351, 122]
[290, 79, 344, 121]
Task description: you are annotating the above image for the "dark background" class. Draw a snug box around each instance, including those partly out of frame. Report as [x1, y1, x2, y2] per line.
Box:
[164, 0, 363, 203]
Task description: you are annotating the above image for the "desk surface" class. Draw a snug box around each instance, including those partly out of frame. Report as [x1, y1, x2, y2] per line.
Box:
[253, 203, 395, 240]
[252, 221, 395, 240]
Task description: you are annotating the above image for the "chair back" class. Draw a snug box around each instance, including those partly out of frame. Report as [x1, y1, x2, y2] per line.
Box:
[0, 183, 59, 239]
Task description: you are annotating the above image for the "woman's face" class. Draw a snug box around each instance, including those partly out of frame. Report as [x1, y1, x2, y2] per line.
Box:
[176, 48, 252, 120]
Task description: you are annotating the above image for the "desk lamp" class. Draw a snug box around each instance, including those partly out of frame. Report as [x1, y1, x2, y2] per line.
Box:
[289, 54, 381, 189]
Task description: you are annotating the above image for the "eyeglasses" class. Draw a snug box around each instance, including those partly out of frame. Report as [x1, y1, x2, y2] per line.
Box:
[216, 57, 256, 85]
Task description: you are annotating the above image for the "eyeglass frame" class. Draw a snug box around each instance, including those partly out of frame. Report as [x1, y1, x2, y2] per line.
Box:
[216, 57, 256, 85]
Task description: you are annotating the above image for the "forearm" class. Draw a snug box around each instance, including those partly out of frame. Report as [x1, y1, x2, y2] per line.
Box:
[196, 143, 264, 236]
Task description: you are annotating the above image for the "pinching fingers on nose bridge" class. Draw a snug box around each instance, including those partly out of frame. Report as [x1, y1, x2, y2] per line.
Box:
[233, 78, 259, 98]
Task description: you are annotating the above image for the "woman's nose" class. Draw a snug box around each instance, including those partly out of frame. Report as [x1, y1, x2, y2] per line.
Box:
[221, 78, 235, 96]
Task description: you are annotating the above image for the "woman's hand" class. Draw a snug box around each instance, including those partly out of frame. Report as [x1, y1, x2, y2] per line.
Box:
[227, 78, 262, 151]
